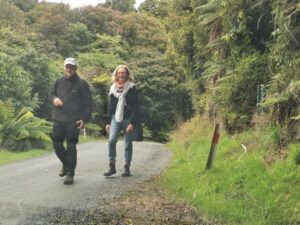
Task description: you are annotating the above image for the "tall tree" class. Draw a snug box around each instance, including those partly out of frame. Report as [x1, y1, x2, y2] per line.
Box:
[130, 48, 192, 141]
[263, 0, 300, 143]
[0, 54, 38, 110]
[79, 6, 123, 35]
[9, 0, 38, 12]
[17, 50, 55, 119]
[0, 0, 25, 30]
[0, 28, 39, 110]
[139, 0, 168, 18]
[58, 22, 94, 57]
[102, 0, 136, 13]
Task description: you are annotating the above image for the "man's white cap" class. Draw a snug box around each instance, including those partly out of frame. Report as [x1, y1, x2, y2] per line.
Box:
[64, 58, 77, 67]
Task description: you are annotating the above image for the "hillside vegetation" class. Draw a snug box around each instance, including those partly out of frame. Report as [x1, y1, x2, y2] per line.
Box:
[164, 116, 300, 224]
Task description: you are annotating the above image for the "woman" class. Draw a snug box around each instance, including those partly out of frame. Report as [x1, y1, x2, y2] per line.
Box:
[104, 65, 139, 177]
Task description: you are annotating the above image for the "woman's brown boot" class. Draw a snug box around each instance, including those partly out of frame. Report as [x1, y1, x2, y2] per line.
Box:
[103, 160, 116, 176]
[121, 162, 131, 177]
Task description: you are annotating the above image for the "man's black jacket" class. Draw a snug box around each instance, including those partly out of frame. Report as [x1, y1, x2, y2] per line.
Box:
[49, 74, 92, 123]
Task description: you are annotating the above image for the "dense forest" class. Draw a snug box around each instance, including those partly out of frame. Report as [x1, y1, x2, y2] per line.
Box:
[0, 0, 299, 151]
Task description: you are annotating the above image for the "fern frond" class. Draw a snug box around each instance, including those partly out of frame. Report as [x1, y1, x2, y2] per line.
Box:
[27, 130, 51, 142]
[0, 100, 15, 124]
[0, 104, 52, 149]
[15, 109, 33, 122]
[16, 129, 30, 140]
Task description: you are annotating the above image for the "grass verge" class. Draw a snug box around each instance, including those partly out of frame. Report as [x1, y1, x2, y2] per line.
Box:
[0, 149, 50, 165]
[161, 116, 300, 225]
[0, 134, 100, 165]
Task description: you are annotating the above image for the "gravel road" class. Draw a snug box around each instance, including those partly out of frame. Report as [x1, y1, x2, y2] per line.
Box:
[0, 141, 171, 225]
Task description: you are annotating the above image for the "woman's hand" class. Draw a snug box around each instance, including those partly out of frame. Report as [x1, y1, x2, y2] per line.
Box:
[126, 123, 134, 133]
[106, 124, 110, 133]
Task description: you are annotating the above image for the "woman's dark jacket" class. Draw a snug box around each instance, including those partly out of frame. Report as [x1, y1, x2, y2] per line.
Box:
[49, 74, 92, 123]
[108, 85, 139, 126]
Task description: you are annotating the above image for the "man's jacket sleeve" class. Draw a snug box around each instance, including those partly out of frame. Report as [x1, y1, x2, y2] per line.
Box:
[48, 78, 60, 102]
[81, 81, 92, 123]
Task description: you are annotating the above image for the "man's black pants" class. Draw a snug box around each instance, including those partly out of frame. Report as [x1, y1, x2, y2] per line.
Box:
[52, 121, 79, 176]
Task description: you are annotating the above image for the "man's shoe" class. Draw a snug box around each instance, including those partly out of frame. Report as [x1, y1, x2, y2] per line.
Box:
[64, 175, 73, 185]
[59, 166, 66, 177]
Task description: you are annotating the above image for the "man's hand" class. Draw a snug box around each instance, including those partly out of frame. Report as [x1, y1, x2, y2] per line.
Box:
[76, 120, 84, 129]
[126, 123, 134, 133]
[53, 97, 63, 107]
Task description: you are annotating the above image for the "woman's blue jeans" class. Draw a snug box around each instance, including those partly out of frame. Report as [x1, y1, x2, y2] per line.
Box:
[108, 115, 133, 162]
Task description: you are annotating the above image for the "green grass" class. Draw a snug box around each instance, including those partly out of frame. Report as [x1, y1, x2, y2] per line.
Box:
[79, 134, 103, 143]
[0, 135, 100, 165]
[0, 149, 50, 165]
[162, 120, 300, 225]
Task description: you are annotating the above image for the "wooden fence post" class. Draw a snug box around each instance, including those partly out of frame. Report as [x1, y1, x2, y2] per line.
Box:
[206, 123, 221, 170]
[83, 128, 86, 140]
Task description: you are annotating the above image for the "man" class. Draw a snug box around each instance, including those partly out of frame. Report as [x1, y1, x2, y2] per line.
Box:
[49, 57, 92, 185]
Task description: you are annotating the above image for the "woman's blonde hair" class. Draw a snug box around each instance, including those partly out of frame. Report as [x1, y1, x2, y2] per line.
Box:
[111, 65, 134, 82]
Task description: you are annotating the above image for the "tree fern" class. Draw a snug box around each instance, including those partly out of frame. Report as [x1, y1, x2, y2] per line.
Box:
[0, 100, 51, 150]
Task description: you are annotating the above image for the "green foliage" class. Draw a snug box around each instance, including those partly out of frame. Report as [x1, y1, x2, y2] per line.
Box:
[0, 100, 51, 151]
[0, 53, 38, 109]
